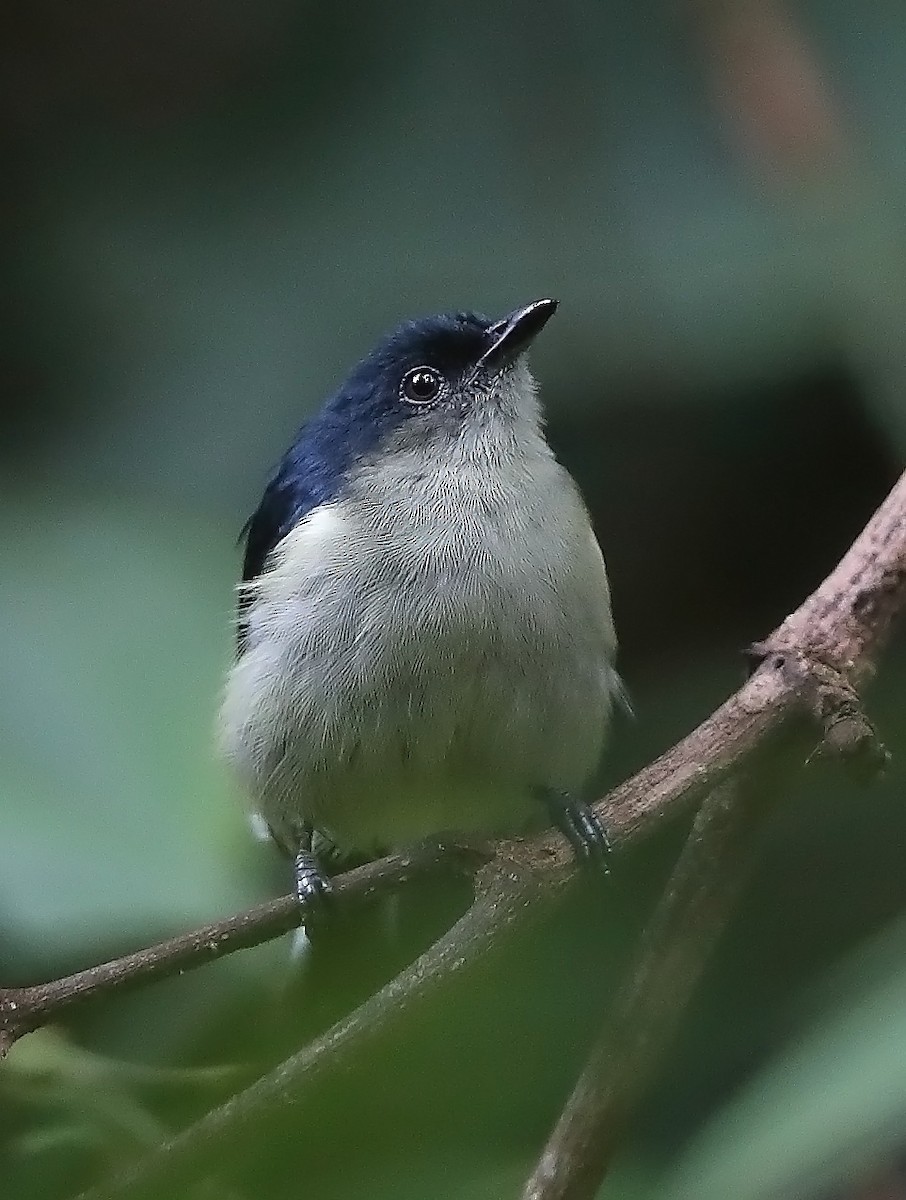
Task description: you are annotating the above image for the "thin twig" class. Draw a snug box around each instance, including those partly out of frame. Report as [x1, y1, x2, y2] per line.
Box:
[0, 841, 490, 1055]
[77, 850, 552, 1200]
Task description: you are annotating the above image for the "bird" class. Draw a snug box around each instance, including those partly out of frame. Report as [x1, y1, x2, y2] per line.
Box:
[218, 298, 623, 912]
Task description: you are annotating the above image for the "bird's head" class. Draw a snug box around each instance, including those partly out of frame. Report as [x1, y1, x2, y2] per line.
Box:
[307, 298, 558, 468]
[239, 299, 559, 640]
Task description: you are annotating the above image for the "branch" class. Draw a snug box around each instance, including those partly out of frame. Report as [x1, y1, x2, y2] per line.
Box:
[0, 654, 793, 1062]
[77, 851, 553, 1200]
[26, 474, 900, 1059]
[520, 473, 906, 1199]
[0, 586, 805, 1057]
[522, 773, 784, 1200]
[0, 841, 490, 1058]
[67, 467, 906, 1200]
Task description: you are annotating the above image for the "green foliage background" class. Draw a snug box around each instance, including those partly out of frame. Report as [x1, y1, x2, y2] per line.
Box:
[4, 2, 906, 1197]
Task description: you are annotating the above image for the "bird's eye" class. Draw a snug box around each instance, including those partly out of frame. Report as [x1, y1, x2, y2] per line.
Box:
[401, 366, 443, 405]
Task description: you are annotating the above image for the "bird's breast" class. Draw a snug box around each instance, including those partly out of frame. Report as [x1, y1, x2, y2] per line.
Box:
[222, 448, 617, 849]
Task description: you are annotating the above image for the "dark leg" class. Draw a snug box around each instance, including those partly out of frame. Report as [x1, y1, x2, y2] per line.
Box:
[539, 788, 612, 870]
[293, 823, 333, 912]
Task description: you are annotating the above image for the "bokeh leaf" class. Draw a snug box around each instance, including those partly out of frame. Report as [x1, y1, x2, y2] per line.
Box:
[660, 917, 906, 1200]
[0, 494, 260, 961]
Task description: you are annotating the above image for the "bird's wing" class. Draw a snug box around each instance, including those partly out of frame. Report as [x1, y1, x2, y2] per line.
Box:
[236, 448, 323, 654]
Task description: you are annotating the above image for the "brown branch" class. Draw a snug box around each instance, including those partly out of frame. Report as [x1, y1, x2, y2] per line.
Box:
[521, 473, 906, 1200]
[7, 469, 906, 1198]
[77, 851, 553, 1200]
[522, 773, 782, 1200]
[0, 654, 794, 1063]
[0, 603, 800, 1059]
[27, 469, 901, 1059]
[70, 467, 906, 1200]
[0, 840, 490, 1058]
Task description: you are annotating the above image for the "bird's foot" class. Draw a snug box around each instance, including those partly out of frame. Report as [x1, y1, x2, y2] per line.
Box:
[293, 848, 334, 917]
[542, 790, 612, 871]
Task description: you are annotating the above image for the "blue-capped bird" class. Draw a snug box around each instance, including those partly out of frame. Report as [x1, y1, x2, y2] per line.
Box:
[219, 299, 623, 909]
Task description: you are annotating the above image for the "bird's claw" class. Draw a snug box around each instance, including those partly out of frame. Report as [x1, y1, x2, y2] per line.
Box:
[293, 848, 334, 918]
[543, 791, 612, 873]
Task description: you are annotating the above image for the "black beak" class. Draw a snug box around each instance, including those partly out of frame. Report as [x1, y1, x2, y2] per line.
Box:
[477, 298, 558, 372]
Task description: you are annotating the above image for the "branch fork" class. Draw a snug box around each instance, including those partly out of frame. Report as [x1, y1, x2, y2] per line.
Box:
[3, 469, 906, 1200]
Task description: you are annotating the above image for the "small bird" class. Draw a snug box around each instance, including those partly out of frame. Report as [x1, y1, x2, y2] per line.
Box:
[219, 299, 623, 909]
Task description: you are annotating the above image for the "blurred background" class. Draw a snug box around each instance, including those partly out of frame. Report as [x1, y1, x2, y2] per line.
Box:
[3, 1, 906, 1197]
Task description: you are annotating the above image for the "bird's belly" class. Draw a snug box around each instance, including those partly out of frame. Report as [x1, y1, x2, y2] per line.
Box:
[257, 662, 593, 853]
[221, 499, 614, 853]
[302, 770, 535, 854]
[228, 615, 608, 854]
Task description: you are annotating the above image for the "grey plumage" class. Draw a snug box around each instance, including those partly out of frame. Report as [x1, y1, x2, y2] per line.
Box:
[219, 303, 621, 873]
